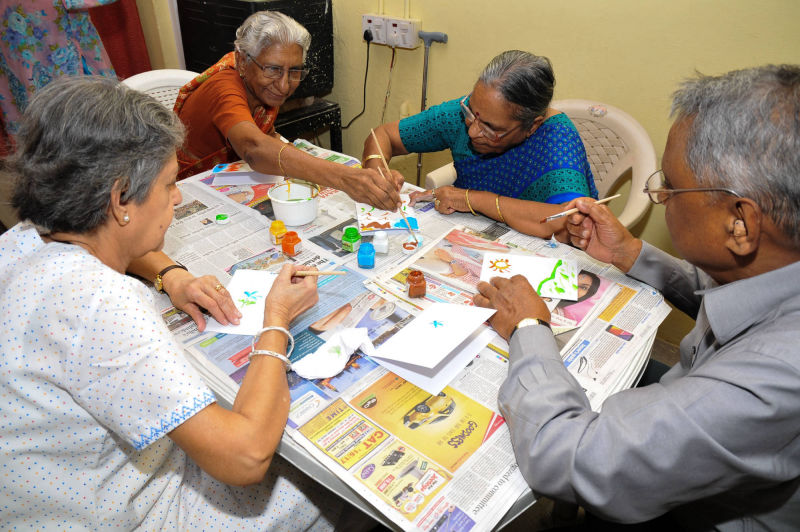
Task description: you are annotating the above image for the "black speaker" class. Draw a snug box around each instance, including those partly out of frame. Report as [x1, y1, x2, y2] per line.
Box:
[175, 0, 333, 100]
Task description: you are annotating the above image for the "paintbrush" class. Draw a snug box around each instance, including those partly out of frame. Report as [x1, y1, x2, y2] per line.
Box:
[370, 129, 418, 244]
[294, 271, 347, 277]
[539, 194, 622, 223]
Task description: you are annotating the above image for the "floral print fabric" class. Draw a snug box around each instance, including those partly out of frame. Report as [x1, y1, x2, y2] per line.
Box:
[0, 1, 117, 141]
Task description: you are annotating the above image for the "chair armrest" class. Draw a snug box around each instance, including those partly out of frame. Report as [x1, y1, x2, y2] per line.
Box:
[424, 162, 457, 190]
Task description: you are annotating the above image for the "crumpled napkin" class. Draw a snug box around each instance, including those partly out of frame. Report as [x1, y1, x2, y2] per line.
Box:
[292, 328, 376, 380]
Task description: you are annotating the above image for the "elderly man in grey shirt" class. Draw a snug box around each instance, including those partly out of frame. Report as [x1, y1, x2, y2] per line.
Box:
[475, 64, 800, 530]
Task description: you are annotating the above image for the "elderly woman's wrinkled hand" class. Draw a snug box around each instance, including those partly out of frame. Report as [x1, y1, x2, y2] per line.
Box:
[162, 268, 242, 332]
[473, 275, 550, 341]
[262, 264, 319, 327]
[432, 186, 468, 215]
[408, 189, 434, 207]
[341, 167, 403, 211]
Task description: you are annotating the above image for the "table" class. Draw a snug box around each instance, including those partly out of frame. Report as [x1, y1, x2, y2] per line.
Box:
[166, 169, 666, 531]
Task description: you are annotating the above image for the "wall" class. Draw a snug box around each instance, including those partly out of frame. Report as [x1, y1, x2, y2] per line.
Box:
[137, 0, 800, 344]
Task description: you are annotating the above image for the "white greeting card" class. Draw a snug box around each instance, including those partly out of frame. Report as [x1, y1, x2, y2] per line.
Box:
[355, 194, 419, 232]
[210, 162, 283, 186]
[204, 269, 277, 335]
[372, 303, 495, 368]
[480, 253, 579, 301]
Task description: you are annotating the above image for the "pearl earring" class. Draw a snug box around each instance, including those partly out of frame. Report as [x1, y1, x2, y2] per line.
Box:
[123, 214, 130, 223]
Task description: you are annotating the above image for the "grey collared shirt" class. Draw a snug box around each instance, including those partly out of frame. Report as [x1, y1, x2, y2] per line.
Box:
[499, 242, 800, 530]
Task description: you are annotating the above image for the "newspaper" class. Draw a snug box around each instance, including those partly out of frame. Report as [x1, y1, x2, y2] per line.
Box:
[161, 146, 669, 530]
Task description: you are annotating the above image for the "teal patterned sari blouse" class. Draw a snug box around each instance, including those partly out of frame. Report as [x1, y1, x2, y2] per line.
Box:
[399, 97, 597, 203]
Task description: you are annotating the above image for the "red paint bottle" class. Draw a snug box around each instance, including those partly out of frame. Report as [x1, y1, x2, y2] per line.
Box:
[282, 231, 302, 256]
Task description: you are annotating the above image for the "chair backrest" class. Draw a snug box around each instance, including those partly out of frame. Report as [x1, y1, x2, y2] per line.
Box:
[552, 99, 656, 228]
[121, 69, 199, 109]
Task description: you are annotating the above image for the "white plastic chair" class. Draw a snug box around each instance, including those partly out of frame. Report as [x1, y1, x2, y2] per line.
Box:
[424, 99, 657, 229]
[121, 69, 199, 109]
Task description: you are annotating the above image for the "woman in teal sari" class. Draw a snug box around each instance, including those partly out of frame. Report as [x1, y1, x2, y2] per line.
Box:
[363, 50, 597, 238]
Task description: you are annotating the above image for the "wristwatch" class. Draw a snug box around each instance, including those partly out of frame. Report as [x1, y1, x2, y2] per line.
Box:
[512, 318, 551, 336]
[154, 263, 187, 293]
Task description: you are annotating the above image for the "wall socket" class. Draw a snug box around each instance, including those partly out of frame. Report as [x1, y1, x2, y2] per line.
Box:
[362, 14, 387, 45]
[386, 17, 420, 49]
[362, 14, 420, 49]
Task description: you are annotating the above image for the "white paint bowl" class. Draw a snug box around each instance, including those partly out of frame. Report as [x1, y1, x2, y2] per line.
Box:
[268, 181, 320, 226]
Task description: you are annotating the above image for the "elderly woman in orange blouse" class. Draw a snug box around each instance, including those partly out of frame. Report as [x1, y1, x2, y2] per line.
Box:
[175, 10, 402, 210]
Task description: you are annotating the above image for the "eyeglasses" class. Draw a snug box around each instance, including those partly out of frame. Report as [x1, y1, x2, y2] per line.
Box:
[643, 169, 742, 205]
[246, 53, 308, 82]
[459, 96, 520, 142]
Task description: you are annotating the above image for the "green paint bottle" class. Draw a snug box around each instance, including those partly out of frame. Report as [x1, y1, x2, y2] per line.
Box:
[341, 227, 361, 252]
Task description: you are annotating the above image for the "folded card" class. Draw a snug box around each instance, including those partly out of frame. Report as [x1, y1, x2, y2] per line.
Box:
[372, 303, 495, 368]
[204, 269, 277, 335]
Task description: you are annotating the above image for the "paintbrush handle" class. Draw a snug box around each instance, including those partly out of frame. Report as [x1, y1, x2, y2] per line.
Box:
[294, 271, 347, 277]
[542, 194, 622, 222]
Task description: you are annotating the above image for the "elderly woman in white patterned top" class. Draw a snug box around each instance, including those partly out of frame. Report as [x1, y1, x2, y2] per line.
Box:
[0, 76, 345, 530]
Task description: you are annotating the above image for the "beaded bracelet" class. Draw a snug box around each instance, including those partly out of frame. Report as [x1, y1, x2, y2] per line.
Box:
[252, 325, 294, 358]
[495, 195, 506, 223]
[249, 349, 292, 371]
[465, 189, 477, 216]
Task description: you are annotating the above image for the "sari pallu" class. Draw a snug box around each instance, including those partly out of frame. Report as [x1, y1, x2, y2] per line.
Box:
[453, 114, 598, 204]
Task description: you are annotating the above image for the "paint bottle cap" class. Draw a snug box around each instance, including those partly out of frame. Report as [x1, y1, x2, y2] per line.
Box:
[215, 213, 230, 224]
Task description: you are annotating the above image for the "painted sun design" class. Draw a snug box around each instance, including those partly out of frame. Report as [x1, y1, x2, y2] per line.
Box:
[488, 258, 512, 273]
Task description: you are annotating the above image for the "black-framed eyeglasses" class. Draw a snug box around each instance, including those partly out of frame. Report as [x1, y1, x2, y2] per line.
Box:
[246, 53, 308, 82]
[459, 95, 520, 142]
[643, 169, 742, 205]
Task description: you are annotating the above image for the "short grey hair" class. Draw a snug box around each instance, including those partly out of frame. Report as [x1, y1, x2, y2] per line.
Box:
[9, 76, 184, 234]
[671, 65, 800, 244]
[478, 50, 555, 129]
[235, 10, 311, 62]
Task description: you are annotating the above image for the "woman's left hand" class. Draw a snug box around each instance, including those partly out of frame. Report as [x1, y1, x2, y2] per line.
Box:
[408, 189, 434, 206]
[431, 186, 468, 215]
[161, 268, 242, 331]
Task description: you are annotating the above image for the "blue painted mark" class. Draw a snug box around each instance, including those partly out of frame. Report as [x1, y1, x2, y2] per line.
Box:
[392, 216, 419, 230]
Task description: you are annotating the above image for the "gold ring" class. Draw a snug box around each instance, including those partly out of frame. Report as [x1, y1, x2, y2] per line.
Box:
[435, 199, 441, 208]
[214, 283, 224, 292]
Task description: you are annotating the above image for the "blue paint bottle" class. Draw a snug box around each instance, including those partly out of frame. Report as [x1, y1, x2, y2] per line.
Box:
[357, 242, 376, 269]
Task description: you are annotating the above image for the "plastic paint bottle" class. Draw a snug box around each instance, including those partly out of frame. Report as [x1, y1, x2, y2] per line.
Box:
[406, 269, 426, 298]
[282, 231, 302, 256]
[357, 242, 376, 269]
[372, 232, 389, 254]
[341, 226, 361, 252]
[270, 220, 287, 245]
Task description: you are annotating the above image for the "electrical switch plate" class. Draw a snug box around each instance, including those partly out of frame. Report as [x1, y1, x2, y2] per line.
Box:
[362, 14, 387, 45]
[386, 17, 420, 49]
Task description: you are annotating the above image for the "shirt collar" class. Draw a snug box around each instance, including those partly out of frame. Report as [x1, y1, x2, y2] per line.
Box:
[702, 260, 800, 344]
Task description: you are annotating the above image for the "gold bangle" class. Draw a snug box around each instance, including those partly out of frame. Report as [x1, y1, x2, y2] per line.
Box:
[465, 189, 477, 216]
[278, 143, 290, 177]
[495, 194, 506, 223]
[363, 154, 383, 165]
